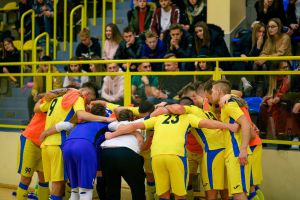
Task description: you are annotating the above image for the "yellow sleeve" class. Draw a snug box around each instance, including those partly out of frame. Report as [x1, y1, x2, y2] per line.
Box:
[73, 97, 85, 112]
[40, 101, 50, 112]
[143, 116, 157, 130]
[223, 102, 244, 121]
[127, 107, 140, 116]
[188, 114, 205, 128]
[106, 102, 120, 111]
[184, 105, 201, 115]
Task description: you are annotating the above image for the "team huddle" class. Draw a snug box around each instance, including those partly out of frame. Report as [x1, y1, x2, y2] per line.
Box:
[16, 80, 264, 200]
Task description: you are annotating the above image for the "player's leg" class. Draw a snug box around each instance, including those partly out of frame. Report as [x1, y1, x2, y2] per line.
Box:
[249, 145, 264, 200]
[36, 171, 49, 200]
[186, 150, 199, 200]
[141, 149, 156, 200]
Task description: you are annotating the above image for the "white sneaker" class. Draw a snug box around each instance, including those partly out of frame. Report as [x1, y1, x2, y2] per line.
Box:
[290, 137, 300, 150]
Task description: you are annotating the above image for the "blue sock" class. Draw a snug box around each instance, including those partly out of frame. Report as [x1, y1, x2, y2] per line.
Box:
[159, 198, 169, 200]
[49, 195, 63, 200]
[248, 191, 257, 200]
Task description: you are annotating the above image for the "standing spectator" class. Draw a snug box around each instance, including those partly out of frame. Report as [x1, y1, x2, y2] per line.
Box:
[193, 22, 231, 69]
[76, 28, 101, 72]
[63, 57, 89, 88]
[287, 0, 300, 35]
[150, 0, 180, 40]
[114, 27, 143, 71]
[102, 23, 122, 60]
[101, 63, 124, 105]
[165, 24, 195, 71]
[132, 60, 159, 105]
[129, 0, 154, 35]
[183, 0, 207, 32]
[33, 0, 53, 37]
[140, 31, 167, 71]
[16, 0, 33, 41]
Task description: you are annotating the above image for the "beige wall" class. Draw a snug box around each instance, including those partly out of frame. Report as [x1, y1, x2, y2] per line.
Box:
[207, 0, 246, 34]
[1, 132, 300, 199]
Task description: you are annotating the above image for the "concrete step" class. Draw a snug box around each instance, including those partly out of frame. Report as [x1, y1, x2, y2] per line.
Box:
[0, 107, 29, 119]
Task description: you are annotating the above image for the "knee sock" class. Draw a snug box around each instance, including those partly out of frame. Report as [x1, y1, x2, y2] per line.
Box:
[146, 181, 156, 200]
[49, 195, 63, 200]
[248, 191, 260, 200]
[186, 185, 193, 200]
[255, 186, 264, 200]
[69, 188, 79, 200]
[37, 182, 49, 200]
[79, 188, 93, 200]
[16, 182, 29, 200]
[64, 182, 71, 200]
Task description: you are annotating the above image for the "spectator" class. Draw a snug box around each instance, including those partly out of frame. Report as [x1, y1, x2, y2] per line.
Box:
[102, 23, 122, 60]
[193, 21, 231, 69]
[16, 0, 33, 41]
[150, 0, 180, 40]
[183, 0, 207, 32]
[255, 0, 287, 26]
[101, 63, 124, 105]
[63, 57, 89, 88]
[76, 27, 101, 72]
[33, 0, 53, 37]
[132, 60, 159, 105]
[194, 56, 224, 83]
[129, 0, 154, 35]
[89, 56, 106, 94]
[140, 31, 167, 71]
[165, 24, 195, 71]
[286, 0, 300, 36]
[114, 27, 143, 71]
[28, 55, 62, 118]
[255, 18, 292, 70]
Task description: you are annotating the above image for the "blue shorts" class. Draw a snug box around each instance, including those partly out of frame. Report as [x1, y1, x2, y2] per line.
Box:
[63, 139, 97, 189]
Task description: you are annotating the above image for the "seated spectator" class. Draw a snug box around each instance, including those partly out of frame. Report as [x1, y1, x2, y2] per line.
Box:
[102, 23, 122, 60]
[140, 31, 167, 71]
[0, 38, 21, 85]
[16, 0, 33, 41]
[150, 0, 180, 40]
[132, 60, 159, 105]
[63, 57, 89, 88]
[182, 0, 207, 32]
[89, 56, 106, 94]
[28, 55, 62, 118]
[101, 63, 124, 105]
[258, 61, 290, 138]
[255, 0, 287, 27]
[194, 56, 225, 82]
[255, 18, 292, 70]
[148, 53, 193, 104]
[193, 21, 231, 69]
[33, 0, 53, 37]
[114, 27, 143, 71]
[129, 0, 154, 35]
[165, 24, 195, 71]
[76, 27, 101, 72]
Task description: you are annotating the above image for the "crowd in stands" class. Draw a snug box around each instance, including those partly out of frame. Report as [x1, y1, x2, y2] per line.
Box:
[0, 0, 300, 144]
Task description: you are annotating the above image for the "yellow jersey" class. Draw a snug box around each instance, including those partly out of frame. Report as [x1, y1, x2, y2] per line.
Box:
[143, 114, 204, 157]
[221, 100, 252, 157]
[185, 105, 225, 151]
[106, 102, 140, 116]
[40, 96, 85, 146]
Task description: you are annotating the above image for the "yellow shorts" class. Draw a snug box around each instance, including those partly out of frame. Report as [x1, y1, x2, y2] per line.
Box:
[152, 154, 189, 196]
[201, 148, 226, 191]
[140, 149, 152, 173]
[187, 150, 201, 175]
[225, 153, 251, 196]
[250, 145, 263, 186]
[42, 145, 66, 182]
[17, 135, 43, 177]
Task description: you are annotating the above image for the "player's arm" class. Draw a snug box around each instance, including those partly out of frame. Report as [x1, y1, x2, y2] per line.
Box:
[198, 119, 239, 133]
[76, 110, 115, 123]
[105, 122, 146, 139]
[39, 122, 74, 142]
[236, 115, 251, 166]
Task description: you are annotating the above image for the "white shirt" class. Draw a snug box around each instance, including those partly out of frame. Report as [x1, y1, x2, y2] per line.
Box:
[160, 9, 171, 32]
[101, 119, 144, 153]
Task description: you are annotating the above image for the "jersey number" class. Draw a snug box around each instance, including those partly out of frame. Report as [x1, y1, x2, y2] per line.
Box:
[48, 99, 58, 116]
[162, 114, 179, 124]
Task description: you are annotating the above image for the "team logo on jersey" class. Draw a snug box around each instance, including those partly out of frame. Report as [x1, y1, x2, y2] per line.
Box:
[233, 185, 240, 189]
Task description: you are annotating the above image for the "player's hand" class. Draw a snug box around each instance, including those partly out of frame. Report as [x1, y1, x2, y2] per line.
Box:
[229, 123, 240, 133]
[39, 131, 47, 143]
[105, 132, 113, 139]
[292, 103, 300, 113]
[238, 148, 248, 166]
[219, 94, 231, 108]
[105, 117, 116, 123]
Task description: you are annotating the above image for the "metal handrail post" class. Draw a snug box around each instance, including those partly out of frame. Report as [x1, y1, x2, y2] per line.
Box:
[53, 0, 57, 59]
[63, 0, 67, 51]
[33, 32, 50, 73]
[70, 5, 84, 58]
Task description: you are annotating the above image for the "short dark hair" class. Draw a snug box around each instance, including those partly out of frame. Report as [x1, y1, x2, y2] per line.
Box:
[91, 104, 106, 116]
[123, 26, 135, 34]
[203, 79, 215, 94]
[169, 24, 183, 32]
[41, 55, 52, 61]
[118, 109, 134, 121]
[81, 81, 99, 99]
[163, 53, 176, 59]
[179, 97, 194, 106]
[178, 82, 195, 98]
[138, 101, 155, 114]
[212, 80, 232, 94]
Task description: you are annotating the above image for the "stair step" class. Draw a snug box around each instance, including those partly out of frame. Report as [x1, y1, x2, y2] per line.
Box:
[0, 107, 29, 119]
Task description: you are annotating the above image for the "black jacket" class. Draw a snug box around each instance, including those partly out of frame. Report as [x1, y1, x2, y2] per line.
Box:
[75, 37, 101, 59]
[114, 37, 143, 60]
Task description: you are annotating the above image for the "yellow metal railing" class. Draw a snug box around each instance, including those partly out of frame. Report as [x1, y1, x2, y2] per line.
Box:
[53, 0, 57, 59]
[63, 0, 68, 51]
[33, 32, 50, 72]
[20, 9, 35, 87]
[102, 0, 117, 49]
[69, 5, 85, 58]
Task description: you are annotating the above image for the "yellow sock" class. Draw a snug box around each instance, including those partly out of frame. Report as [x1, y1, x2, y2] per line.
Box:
[146, 181, 156, 200]
[16, 183, 29, 200]
[64, 182, 71, 200]
[186, 185, 193, 200]
[37, 182, 49, 200]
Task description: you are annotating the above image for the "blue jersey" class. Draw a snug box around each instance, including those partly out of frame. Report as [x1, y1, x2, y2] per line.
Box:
[67, 122, 108, 146]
